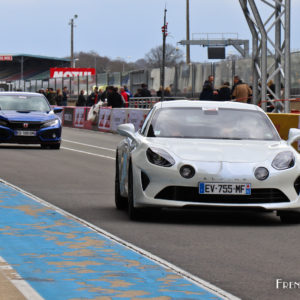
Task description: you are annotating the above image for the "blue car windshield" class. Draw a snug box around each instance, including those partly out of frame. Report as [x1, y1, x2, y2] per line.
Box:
[0, 95, 50, 112]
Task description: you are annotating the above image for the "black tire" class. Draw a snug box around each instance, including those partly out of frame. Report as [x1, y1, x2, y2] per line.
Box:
[41, 143, 60, 149]
[279, 211, 300, 224]
[128, 162, 142, 220]
[49, 143, 61, 149]
[115, 155, 127, 210]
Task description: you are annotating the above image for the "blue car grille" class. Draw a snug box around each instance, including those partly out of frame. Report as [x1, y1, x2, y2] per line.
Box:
[7, 121, 43, 130]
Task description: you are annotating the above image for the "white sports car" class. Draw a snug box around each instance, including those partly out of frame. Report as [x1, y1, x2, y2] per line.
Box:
[115, 100, 300, 223]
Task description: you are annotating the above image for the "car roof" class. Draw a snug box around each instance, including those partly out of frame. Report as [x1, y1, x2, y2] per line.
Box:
[0, 92, 43, 97]
[155, 100, 262, 112]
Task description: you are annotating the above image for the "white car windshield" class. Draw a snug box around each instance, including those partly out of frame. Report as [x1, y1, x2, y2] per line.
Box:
[0, 95, 50, 112]
[147, 107, 280, 141]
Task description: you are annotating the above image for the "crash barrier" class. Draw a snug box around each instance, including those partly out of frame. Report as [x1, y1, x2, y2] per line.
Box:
[268, 113, 300, 151]
[61, 106, 300, 151]
[62, 106, 149, 133]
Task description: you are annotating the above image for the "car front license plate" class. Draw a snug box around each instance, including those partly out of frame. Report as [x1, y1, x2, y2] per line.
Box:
[199, 183, 251, 195]
[15, 130, 36, 137]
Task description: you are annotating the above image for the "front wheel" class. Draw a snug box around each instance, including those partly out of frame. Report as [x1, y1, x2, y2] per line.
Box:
[41, 143, 60, 149]
[115, 155, 127, 210]
[278, 211, 300, 224]
[128, 163, 142, 220]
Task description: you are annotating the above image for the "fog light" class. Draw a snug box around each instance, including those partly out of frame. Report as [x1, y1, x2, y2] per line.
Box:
[255, 167, 269, 181]
[180, 165, 195, 179]
[52, 133, 57, 138]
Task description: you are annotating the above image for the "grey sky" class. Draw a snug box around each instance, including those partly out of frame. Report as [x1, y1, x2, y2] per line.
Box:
[1, 0, 299, 62]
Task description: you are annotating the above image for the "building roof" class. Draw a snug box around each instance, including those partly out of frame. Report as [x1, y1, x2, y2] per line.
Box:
[1, 54, 70, 62]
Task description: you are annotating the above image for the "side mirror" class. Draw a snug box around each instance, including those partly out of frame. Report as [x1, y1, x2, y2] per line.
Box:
[287, 128, 300, 145]
[53, 107, 63, 114]
[117, 123, 137, 141]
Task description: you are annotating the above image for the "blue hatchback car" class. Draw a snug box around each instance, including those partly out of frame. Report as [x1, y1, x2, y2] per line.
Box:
[0, 92, 62, 149]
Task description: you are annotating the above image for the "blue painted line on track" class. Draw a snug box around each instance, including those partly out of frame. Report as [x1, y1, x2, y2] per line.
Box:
[0, 182, 225, 300]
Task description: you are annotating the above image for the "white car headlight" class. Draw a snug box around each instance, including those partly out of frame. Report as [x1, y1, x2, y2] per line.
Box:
[272, 151, 295, 170]
[41, 119, 59, 128]
[146, 147, 175, 167]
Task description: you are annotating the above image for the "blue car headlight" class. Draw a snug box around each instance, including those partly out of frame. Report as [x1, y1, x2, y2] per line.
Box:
[146, 147, 175, 167]
[0, 119, 8, 127]
[272, 151, 295, 170]
[41, 118, 60, 128]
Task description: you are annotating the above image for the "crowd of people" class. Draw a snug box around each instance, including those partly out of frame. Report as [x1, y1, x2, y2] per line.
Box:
[37, 77, 255, 108]
[199, 75, 252, 103]
[37, 87, 69, 106]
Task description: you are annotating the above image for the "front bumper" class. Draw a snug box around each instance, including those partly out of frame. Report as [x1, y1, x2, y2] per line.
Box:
[132, 158, 300, 212]
[0, 125, 62, 144]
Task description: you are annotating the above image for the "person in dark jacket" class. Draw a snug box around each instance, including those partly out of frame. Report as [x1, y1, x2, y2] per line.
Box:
[217, 82, 231, 101]
[199, 75, 218, 100]
[139, 83, 152, 97]
[55, 89, 63, 106]
[87, 87, 99, 106]
[107, 86, 124, 108]
[76, 90, 86, 106]
[62, 86, 68, 106]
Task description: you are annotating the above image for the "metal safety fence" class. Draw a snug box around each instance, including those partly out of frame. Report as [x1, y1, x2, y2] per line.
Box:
[4, 51, 300, 101]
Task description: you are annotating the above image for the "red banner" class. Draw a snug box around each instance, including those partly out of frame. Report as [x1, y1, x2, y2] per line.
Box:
[50, 68, 96, 78]
[0, 55, 13, 61]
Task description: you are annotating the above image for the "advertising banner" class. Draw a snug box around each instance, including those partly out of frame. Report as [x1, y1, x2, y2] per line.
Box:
[0, 55, 13, 61]
[110, 109, 127, 132]
[127, 109, 148, 131]
[74, 107, 85, 128]
[50, 68, 96, 78]
[63, 107, 75, 127]
[98, 108, 112, 132]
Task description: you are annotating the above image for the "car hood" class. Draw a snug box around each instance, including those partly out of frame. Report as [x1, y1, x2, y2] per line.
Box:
[0, 110, 55, 122]
[147, 138, 288, 163]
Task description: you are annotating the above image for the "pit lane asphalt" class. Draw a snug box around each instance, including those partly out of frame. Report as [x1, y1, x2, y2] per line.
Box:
[1, 127, 300, 300]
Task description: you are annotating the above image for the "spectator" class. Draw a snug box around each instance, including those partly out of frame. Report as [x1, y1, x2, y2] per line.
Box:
[124, 85, 133, 98]
[217, 82, 231, 101]
[232, 76, 252, 103]
[134, 89, 142, 97]
[156, 86, 163, 97]
[120, 87, 129, 107]
[76, 90, 86, 106]
[106, 86, 124, 108]
[199, 75, 218, 100]
[46, 88, 56, 105]
[62, 86, 68, 106]
[87, 87, 99, 106]
[55, 89, 63, 106]
[164, 86, 171, 97]
[140, 83, 152, 97]
[100, 86, 109, 102]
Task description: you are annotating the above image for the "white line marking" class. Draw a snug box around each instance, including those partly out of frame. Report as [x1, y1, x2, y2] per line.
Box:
[61, 146, 115, 160]
[0, 256, 44, 300]
[0, 178, 240, 300]
[62, 139, 115, 152]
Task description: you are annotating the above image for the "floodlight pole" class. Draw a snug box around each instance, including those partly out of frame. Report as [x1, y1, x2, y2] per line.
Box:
[69, 15, 78, 68]
[161, 7, 167, 101]
[186, 0, 191, 64]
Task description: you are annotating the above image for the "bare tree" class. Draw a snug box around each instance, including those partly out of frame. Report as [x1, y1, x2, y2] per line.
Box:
[145, 44, 184, 68]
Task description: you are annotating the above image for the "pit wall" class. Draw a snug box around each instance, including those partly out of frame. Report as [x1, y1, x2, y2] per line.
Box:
[60, 107, 300, 150]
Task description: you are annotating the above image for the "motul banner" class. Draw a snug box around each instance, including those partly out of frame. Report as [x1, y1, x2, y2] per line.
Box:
[50, 68, 96, 78]
[0, 55, 13, 61]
